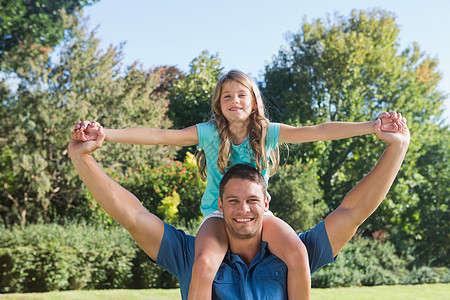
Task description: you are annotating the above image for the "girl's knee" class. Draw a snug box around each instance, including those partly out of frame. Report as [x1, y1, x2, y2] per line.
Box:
[283, 242, 309, 267]
[195, 251, 219, 266]
[192, 252, 222, 279]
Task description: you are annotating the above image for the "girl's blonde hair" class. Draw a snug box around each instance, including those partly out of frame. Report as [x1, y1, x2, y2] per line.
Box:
[196, 69, 280, 181]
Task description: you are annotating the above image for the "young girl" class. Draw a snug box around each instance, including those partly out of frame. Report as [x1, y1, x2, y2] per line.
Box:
[73, 69, 403, 300]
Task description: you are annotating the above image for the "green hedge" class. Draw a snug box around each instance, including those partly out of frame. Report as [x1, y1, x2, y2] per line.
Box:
[1, 222, 448, 293]
[0, 222, 178, 293]
[312, 235, 450, 288]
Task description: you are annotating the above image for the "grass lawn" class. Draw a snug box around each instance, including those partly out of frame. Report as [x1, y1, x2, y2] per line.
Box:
[1, 284, 449, 299]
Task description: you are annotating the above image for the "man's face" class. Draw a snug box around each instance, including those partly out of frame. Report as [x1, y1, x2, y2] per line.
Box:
[218, 178, 269, 239]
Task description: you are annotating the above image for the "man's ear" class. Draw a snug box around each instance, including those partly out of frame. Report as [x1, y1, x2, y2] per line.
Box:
[218, 196, 223, 213]
[264, 196, 269, 212]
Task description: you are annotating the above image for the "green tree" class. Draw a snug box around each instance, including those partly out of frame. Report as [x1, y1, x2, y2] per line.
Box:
[263, 8, 446, 213]
[0, 0, 98, 68]
[390, 125, 449, 266]
[262, 9, 448, 265]
[167, 50, 223, 129]
[269, 159, 325, 232]
[0, 13, 174, 226]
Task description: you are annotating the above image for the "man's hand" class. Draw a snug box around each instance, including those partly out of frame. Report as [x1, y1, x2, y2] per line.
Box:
[378, 111, 406, 132]
[373, 116, 410, 147]
[72, 121, 101, 142]
[69, 125, 105, 158]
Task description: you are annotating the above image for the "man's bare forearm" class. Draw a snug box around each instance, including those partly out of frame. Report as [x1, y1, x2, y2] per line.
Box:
[324, 119, 409, 256]
[342, 140, 409, 225]
[70, 152, 146, 229]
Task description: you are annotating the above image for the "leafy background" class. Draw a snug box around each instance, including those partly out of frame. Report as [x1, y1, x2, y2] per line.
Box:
[0, 1, 448, 292]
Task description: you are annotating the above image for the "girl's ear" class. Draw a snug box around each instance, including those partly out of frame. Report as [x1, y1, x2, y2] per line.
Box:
[252, 96, 258, 111]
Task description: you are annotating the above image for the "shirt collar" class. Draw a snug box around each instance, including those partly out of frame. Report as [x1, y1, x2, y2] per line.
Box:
[224, 241, 270, 268]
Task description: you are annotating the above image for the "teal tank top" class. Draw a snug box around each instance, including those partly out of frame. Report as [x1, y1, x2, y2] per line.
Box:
[196, 122, 280, 216]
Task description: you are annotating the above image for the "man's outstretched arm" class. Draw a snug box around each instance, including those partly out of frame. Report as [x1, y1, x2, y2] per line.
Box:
[69, 126, 164, 261]
[324, 118, 410, 257]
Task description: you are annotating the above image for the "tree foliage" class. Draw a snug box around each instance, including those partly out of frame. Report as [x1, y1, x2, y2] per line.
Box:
[167, 50, 223, 129]
[0, 13, 174, 225]
[0, 0, 98, 68]
[262, 9, 448, 265]
[389, 125, 449, 266]
[1, 5, 447, 269]
[269, 159, 325, 232]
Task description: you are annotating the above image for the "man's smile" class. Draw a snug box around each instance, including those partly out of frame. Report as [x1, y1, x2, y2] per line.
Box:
[234, 217, 254, 223]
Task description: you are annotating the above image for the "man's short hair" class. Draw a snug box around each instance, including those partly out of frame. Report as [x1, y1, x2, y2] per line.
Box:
[219, 164, 267, 200]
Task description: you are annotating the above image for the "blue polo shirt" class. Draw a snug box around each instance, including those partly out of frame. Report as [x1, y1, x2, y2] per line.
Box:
[154, 220, 335, 299]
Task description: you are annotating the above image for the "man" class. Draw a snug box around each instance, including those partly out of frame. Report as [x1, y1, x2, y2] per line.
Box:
[69, 117, 409, 299]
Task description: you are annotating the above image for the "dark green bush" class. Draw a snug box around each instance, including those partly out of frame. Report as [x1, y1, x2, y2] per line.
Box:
[311, 235, 449, 288]
[1, 222, 448, 293]
[131, 250, 179, 289]
[312, 236, 406, 287]
[0, 245, 81, 292]
[0, 222, 143, 292]
[400, 266, 450, 285]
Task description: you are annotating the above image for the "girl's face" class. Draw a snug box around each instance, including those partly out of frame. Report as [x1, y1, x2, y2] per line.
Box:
[220, 80, 255, 124]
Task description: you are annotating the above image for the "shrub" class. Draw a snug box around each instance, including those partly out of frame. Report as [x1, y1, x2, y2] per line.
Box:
[74, 152, 205, 228]
[312, 235, 450, 288]
[312, 236, 407, 288]
[119, 152, 205, 227]
[0, 245, 81, 292]
[131, 250, 179, 289]
[0, 222, 137, 292]
[400, 266, 450, 285]
[1, 222, 448, 292]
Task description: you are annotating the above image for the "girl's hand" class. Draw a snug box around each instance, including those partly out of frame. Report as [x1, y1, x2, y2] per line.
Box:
[373, 117, 410, 146]
[72, 121, 101, 141]
[69, 126, 106, 157]
[378, 111, 406, 132]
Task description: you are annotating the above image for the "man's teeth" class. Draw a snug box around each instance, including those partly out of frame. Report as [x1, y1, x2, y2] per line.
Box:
[236, 218, 251, 222]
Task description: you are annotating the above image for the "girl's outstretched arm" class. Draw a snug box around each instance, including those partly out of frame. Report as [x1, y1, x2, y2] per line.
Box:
[279, 111, 405, 144]
[73, 121, 199, 147]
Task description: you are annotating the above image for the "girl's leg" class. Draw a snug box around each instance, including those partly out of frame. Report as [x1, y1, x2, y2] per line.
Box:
[263, 215, 311, 300]
[188, 217, 228, 300]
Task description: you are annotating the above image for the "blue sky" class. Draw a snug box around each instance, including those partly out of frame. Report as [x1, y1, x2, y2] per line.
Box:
[84, 0, 450, 123]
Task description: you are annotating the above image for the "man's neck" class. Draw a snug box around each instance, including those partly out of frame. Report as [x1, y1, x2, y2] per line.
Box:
[228, 232, 263, 267]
